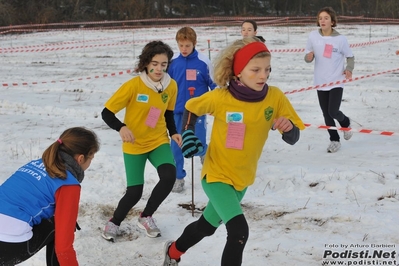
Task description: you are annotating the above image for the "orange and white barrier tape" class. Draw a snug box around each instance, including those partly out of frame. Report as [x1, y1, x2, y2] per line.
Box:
[284, 67, 399, 95]
[304, 123, 397, 137]
[0, 37, 174, 54]
[2, 69, 135, 87]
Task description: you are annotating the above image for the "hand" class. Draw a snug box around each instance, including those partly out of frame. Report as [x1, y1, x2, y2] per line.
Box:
[305, 52, 314, 61]
[396, 50, 399, 55]
[171, 134, 182, 147]
[343, 70, 352, 79]
[181, 130, 203, 158]
[119, 126, 135, 143]
[272, 117, 293, 132]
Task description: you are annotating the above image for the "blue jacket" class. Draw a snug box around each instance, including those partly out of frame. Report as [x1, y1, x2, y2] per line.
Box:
[168, 49, 217, 114]
[0, 159, 79, 226]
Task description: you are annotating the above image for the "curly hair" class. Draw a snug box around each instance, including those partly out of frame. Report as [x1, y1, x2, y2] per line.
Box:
[213, 37, 270, 87]
[317, 6, 338, 28]
[135, 41, 174, 73]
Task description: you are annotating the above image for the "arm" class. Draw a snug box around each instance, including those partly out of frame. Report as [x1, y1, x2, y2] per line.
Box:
[344, 56, 355, 79]
[102, 107, 134, 143]
[165, 110, 182, 146]
[304, 33, 314, 63]
[282, 123, 300, 145]
[304, 52, 314, 63]
[101, 107, 125, 131]
[182, 109, 199, 132]
[273, 118, 300, 145]
[345, 56, 355, 72]
[180, 109, 202, 158]
[164, 110, 177, 137]
[200, 52, 217, 90]
[54, 185, 81, 266]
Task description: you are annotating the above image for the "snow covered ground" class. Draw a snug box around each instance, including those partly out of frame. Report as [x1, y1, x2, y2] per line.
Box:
[1, 24, 399, 265]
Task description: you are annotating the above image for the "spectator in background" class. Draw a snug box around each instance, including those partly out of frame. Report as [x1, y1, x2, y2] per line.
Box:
[167, 26, 217, 193]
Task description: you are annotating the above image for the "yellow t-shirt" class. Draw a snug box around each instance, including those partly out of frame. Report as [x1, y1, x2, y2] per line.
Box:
[105, 76, 177, 154]
[186, 86, 305, 191]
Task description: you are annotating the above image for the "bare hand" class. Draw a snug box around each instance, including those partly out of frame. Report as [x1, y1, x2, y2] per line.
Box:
[119, 126, 135, 144]
[305, 52, 314, 61]
[171, 134, 182, 147]
[343, 70, 352, 79]
[273, 117, 293, 132]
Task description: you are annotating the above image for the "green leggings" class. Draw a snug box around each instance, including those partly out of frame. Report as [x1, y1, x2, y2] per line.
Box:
[123, 143, 175, 186]
[202, 178, 247, 227]
[174, 179, 249, 265]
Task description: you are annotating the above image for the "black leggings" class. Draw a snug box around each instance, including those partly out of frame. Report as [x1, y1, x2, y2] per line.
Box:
[112, 163, 176, 225]
[0, 217, 59, 266]
[317, 88, 350, 141]
[175, 214, 249, 266]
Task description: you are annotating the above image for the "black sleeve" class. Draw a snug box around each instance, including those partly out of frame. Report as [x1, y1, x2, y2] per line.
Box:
[281, 121, 300, 145]
[181, 109, 199, 132]
[101, 107, 126, 132]
[164, 110, 177, 137]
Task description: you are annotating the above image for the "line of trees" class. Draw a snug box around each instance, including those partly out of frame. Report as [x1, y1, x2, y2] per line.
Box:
[1, 0, 398, 26]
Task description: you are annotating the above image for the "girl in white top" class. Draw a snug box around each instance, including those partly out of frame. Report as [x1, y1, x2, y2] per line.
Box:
[304, 6, 355, 153]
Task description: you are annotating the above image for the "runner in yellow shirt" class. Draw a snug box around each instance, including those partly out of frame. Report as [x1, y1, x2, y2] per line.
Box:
[100, 41, 182, 241]
[163, 37, 304, 266]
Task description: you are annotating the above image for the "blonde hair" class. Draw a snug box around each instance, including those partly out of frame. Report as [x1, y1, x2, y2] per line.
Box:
[213, 37, 271, 87]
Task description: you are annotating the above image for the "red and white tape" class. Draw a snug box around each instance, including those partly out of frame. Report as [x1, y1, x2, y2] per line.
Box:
[284, 67, 399, 95]
[0, 37, 174, 54]
[304, 123, 397, 137]
[2, 69, 135, 87]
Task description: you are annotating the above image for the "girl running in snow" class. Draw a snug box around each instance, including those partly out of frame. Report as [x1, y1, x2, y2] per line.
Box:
[101, 40, 182, 241]
[162, 37, 304, 266]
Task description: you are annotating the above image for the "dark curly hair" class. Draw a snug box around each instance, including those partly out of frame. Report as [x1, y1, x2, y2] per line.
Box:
[135, 41, 174, 73]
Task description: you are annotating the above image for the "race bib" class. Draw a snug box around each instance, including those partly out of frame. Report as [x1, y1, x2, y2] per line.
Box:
[186, 69, 197, 81]
[225, 122, 246, 150]
[145, 107, 161, 128]
[323, 44, 333, 58]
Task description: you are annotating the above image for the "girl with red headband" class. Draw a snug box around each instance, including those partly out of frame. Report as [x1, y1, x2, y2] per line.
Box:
[162, 38, 305, 266]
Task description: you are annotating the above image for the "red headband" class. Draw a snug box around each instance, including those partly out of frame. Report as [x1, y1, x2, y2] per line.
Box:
[233, 42, 270, 76]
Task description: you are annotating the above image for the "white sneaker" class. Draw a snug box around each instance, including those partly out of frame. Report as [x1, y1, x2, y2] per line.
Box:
[101, 220, 119, 242]
[343, 130, 353, 140]
[137, 215, 161, 238]
[163, 240, 180, 266]
[327, 141, 341, 153]
[172, 179, 184, 193]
